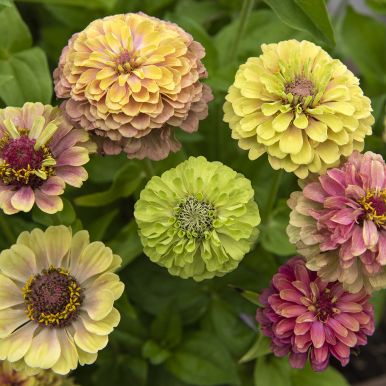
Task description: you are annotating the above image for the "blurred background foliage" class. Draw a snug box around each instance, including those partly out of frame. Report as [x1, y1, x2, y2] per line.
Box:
[0, 0, 385, 385]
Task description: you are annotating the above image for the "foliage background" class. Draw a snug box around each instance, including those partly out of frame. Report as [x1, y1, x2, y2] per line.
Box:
[0, 0, 386, 385]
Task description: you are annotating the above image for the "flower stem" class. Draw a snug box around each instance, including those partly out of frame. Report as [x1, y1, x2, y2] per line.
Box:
[263, 169, 283, 222]
[230, 0, 255, 60]
[0, 215, 14, 244]
[143, 159, 155, 179]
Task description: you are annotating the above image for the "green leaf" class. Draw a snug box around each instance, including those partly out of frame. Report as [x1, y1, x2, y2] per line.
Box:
[294, 0, 335, 45]
[166, 331, 240, 386]
[0, 5, 32, 53]
[15, 0, 118, 9]
[260, 202, 296, 256]
[210, 298, 255, 357]
[108, 220, 143, 269]
[87, 209, 119, 241]
[291, 363, 349, 386]
[142, 340, 171, 365]
[371, 289, 386, 326]
[229, 285, 262, 307]
[151, 304, 183, 349]
[75, 162, 145, 207]
[239, 334, 272, 363]
[254, 356, 291, 386]
[339, 6, 386, 93]
[0, 47, 52, 106]
[262, 0, 334, 46]
[31, 198, 76, 227]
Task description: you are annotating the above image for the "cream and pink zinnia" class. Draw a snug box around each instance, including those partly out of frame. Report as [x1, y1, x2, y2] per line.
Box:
[0, 102, 90, 215]
[256, 257, 374, 371]
[288, 151, 386, 293]
[54, 12, 212, 160]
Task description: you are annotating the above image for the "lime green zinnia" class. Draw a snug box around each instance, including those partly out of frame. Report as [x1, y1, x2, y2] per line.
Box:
[134, 156, 261, 280]
[223, 39, 374, 178]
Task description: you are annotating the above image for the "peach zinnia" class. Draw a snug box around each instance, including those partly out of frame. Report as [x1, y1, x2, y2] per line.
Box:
[54, 13, 212, 160]
[0, 102, 90, 214]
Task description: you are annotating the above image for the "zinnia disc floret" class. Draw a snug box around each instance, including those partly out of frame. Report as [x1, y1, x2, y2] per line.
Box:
[134, 156, 261, 280]
[0, 226, 124, 374]
[256, 257, 374, 372]
[54, 12, 213, 160]
[288, 151, 386, 293]
[223, 40, 374, 178]
[0, 102, 91, 215]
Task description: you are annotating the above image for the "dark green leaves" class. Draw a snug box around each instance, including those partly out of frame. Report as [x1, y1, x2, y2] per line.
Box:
[262, 0, 335, 46]
[291, 364, 349, 386]
[0, 5, 52, 105]
[166, 332, 240, 386]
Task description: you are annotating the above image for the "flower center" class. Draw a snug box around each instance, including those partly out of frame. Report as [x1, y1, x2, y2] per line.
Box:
[175, 195, 216, 238]
[307, 288, 339, 323]
[0, 135, 55, 188]
[23, 267, 83, 328]
[359, 190, 386, 226]
[285, 77, 315, 98]
[116, 51, 137, 74]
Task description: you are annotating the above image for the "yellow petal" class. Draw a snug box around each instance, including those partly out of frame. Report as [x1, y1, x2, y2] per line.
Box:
[272, 112, 293, 132]
[279, 126, 303, 154]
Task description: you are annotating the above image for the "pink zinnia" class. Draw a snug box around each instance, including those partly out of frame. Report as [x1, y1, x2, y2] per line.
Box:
[0, 102, 91, 214]
[288, 151, 386, 293]
[256, 257, 374, 372]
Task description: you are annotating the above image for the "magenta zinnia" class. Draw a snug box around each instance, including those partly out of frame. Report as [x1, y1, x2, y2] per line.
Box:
[288, 151, 386, 293]
[54, 12, 212, 160]
[256, 257, 374, 372]
[0, 102, 90, 214]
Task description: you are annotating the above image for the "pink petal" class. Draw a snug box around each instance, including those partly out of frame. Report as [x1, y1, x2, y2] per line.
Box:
[336, 302, 363, 313]
[370, 159, 385, 190]
[294, 322, 311, 336]
[310, 321, 325, 348]
[319, 174, 345, 196]
[363, 220, 379, 248]
[334, 313, 360, 332]
[10, 186, 35, 212]
[279, 289, 303, 304]
[331, 208, 358, 225]
[336, 330, 357, 347]
[289, 352, 307, 369]
[55, 166, 88, 187]
[327, 318, 348, 337]
[351, 226, 366, 256]
[56, 146, 89, 167]
[275, 319, 295, 336]
[296, 312, 316, 323]
[35, 191, 63, 214]
[40, 176, 65, 196]
[303, 182, 326, 203]
[280, 305, 307, 318]
[377, 233, 386, 265]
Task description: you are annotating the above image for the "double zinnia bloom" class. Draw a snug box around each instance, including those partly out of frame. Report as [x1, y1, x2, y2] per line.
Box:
[257, 257, 374, 371]
[134, 156, 261, 280]
[0, 226, 123, 374]
[54, 13, 212, 160]
[224, 40, 374, 178]
[288, 151, 386, 293]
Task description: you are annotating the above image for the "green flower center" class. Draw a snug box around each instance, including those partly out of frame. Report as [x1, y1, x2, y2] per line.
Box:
[175, 195, 216, 238]
[285, 77, 315, 99]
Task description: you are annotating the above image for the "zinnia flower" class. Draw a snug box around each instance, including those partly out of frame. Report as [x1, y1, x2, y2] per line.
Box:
[54, 12, 213, 160]
[0, 102, 91, 214]
[0, 360, 77, 386]
[287, 151, 386, 293]
[134, 156, 261, 280]
[223, 40, 374, 178]
[256, 257, 374, 372]
[0, 226, 124, 374]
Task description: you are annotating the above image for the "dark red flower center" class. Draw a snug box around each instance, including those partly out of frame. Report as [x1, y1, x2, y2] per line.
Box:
[285, 77, 315, 98]
[2, 136, 44, 170]
[23, 267, 83, 328]
[309, 288, 337, 322]
[359, 190, 386, 226]
[0, 135, 55, 188]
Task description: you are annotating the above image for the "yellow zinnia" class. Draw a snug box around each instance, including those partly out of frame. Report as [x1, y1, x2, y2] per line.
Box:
[0, 226, 124, 374]
[224, 40, 374, 178]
